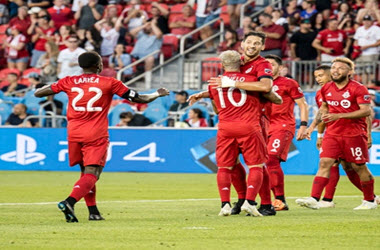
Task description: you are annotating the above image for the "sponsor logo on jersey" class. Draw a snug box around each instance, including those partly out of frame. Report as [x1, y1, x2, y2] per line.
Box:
[264, 68, 272, 74]
[327, 100, 339, 106]
[0, 134, 46, 165]
[341, 100, 351, 108]
[342, 91, 350, 99]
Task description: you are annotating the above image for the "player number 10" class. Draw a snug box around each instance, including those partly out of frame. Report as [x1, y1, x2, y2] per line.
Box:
[217, 87, 247, 108]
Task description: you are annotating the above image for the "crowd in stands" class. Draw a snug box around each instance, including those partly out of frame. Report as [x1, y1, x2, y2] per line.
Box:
[1, 0, 380, 127]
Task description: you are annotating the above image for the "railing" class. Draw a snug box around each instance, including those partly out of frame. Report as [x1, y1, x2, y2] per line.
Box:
[243, 0, 282, 28]
[23, 114, 67, 128]
[239, 0, 256, 28]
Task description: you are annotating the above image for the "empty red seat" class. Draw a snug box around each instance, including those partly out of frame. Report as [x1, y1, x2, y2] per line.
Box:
[201, 57, 222, 83]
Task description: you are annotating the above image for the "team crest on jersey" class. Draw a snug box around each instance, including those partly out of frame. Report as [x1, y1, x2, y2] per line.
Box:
[341, 100, 351, 108]
[245, 67, 253, 74]
[342, 91, 350, 99]
[364, 95, 370, 101]
[264, 68, 272, 74]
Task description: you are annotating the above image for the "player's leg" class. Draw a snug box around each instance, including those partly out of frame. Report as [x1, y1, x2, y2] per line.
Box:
[230, 158, 247, 215]
[341, 160, 363, 192]
[320, 161, 340, 208]
[351, 163, 377, 210]
[258, 166, 276, 216]
[82, 165, 105, 220]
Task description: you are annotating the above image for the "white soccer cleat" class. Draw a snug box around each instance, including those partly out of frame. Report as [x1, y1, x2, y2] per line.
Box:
[218, 203, 232, 216]
[318, 200, 335, 208]
[241, 200, 263, 217]
[375, 195, 380, 205]
[353, 200, 378, 210]
[295, 197, 320, 209]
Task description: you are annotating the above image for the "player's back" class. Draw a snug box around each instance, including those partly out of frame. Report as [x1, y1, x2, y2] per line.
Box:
[208, 72, 262, 137]
[51, 73, 129, 142]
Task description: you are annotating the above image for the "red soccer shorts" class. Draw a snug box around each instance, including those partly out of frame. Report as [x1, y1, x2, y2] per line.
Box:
[267, 130, 294, 161]
[68, 136, 109, 167]
[216, 130, 268, 167]
[320, 134, 369, 164]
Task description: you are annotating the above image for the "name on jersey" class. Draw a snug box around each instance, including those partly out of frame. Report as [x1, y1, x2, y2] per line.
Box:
[74, 77, 100, 84]
[229, 76, 246, 82]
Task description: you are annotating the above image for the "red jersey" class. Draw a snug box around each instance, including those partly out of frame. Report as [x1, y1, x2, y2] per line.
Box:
[208, 72, 262, 137]
[47, 6, 73, 29]
[315, 89, 323, 108]
[34, 27, 56, 51]
[268, 76, 304, 135]
[6, 34, 29, 59]
[316, 29, 347, 56]
[321, 79, 370, 137]
[51, 74, 130, 142]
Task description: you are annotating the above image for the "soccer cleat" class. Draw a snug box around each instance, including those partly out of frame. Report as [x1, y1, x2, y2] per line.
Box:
[218, 203, 232, 216]
[295, 197, 320, 210]
[375, 195, 380, 205]
[353, 200, 378, 210]
[231, 200, 244, 215]
[89, 214, 105, 221]
[58, 201, 79, 223]
[272, 199, 289, 211]
[258, 205, 276, 216]
[318, 200, 335, 208]
[241, 200, 263, 217]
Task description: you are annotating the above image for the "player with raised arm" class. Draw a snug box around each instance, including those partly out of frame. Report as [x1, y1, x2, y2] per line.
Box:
[263, 55, 309, 211]
[296, 57, 377, 210]
[209, 50, 270, 217]
[34, 51, 169, 222]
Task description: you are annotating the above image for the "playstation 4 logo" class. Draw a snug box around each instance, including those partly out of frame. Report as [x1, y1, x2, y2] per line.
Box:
[0, 134, 46, 165]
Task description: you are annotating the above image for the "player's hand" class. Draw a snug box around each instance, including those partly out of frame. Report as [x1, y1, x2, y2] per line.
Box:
[296, 125, 307, 140]
[208, 76, 222, 88]
[368, 137, 373, 149]
[157, 88, 169, 97]
[316, 137, 323, 150]
[187, 93, 203, 105]
[322, 113, 341, 123]
[324, 48, 334, 54]
[303, 127, 313, 140]
[208, 76, 236, 88]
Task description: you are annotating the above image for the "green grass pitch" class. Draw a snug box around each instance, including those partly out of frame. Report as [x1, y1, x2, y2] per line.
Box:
[1, 171, 380, 249]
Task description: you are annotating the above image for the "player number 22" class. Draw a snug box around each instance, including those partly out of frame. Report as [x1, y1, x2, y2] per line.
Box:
[217, 87, 247, 108]
[71, 87, 103, 112]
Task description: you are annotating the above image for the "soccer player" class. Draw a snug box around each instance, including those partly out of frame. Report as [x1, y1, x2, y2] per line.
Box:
[296, 57, 377, 210]
[209, 50, 270, 217]
[34, 51, 169, 222]
[264, 55, 309, 211]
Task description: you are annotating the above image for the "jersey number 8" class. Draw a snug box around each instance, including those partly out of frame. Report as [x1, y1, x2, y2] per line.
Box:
[71, 87, 103, 112]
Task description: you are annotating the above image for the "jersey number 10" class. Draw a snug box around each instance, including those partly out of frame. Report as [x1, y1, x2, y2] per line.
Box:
[217, 87, 247, 108]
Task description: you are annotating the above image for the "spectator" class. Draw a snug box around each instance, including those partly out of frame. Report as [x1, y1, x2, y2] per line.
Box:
[122, 0, 148, 31]
[9, 6, 31, 37]
[150, 2, 170, 34]
[290, 19, 318, 60]
[338, 13, 355, 38]
[310, 12, 325, 32]
[356, 0, 380, 24]
[273, 8, 287, 26]
[1, 73, 27, 97]
[352, 0, 365, 14]
[74, 0, 104, 38]
[27, 72, 43, 89]
[130, 20, 163, 73]
[36, 40, 59, 83]
[72, 0, 88, 12]
[169, 90, 189, 111]
[217, 28, 242, 54]
[80, 27, 102, 53]
[57, 35, 86, 79]
[103, 1, 122, 24]
[3, 25, 29, 73]
[169, 4, 196, 37]
[28, 0, 50, 9]
[227, 0, 246, 30]
[300, 0, 318, 19]
[312, 18, 350, 62]
[29, 10, 56, 67]
[116, 111, 152, 126]
[256, 13, 286, 57]
[55, 25, 75, 51]
[185, 108, 208, 127]
[353, 15, 380, 85]
[336, 2, 351, 23]
[94, 18, 121, 57]
[315, 0, 331, 19]
[5, 103, 38, 127]
[282, 0, 300, 20]
[237, 16, 255, 40]
[0, 3, 9, 24]
[109, 44, 133, 79]
[48, 0, 73, 29]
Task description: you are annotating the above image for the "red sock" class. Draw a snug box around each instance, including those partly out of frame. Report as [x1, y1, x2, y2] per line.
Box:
[323, 166, 340, 200]
[311, 176, 329, 200]
[69, 173, 97, 201]
[267, 155, 284, 197]
[231, 162, 247, 199]
[345, 169, 363, 191]
[84, 185, 97, 207]
[361, 179, 375, 201]
[246, 167, 263, 202]
[217, 168, 232, 202]
[259, 166, 272, 205]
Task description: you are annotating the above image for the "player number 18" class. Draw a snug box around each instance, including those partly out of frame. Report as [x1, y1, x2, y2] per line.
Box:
[217, 87, 247, 108]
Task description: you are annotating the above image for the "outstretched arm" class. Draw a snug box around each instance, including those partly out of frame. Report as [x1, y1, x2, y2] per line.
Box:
[187, 91, 210, 105]
[35, 85, 56, 97]
[209, 76, 272, 92]
[122, 88, 169, 104]
[263, 89, 283, 104]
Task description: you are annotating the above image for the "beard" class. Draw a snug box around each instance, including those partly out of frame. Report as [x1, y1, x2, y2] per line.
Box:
[332, 74, 348, 83]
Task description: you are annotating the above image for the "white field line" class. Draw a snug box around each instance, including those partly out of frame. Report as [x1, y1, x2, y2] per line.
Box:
[0, 196, 362, 206]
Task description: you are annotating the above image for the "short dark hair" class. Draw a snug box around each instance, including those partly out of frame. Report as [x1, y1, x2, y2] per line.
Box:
[315, 65, 331, 72]
[191, 108, 203, 118]
[243, 31, 267, 44]
[260, 13, 273, 19]
[78, 51, 101, 69]
[264, 54, 282, 65]
[120, 112, 133, 119]
[8, 72, 18, 78]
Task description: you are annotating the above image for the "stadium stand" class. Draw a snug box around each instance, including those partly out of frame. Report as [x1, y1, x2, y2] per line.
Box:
[109, 103, 135, 126]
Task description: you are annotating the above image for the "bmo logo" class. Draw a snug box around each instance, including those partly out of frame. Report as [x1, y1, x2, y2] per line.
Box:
[341, 100, 351, 108]
[327, 100, 339, 106]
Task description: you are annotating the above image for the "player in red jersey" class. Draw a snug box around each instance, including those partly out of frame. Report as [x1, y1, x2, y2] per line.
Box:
[34, 51, 169, 222]
[296, 57, 377, 210]
[209, 50, 271, 216]
[263, 55, 309, 211]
